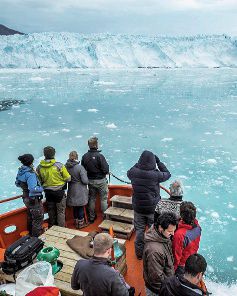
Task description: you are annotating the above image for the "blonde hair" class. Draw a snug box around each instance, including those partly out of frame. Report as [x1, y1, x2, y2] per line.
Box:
[69, 151, 78, 160]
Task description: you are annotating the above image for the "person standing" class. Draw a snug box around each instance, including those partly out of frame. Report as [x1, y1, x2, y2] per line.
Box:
[160, 253, 209, 296]
[37, 146, 71, 228]
[143, 212, 177, 296]
[127, 150, 171, 259]
[81, 137, 109, 223]
[172, 201, 201, 276]
[16, 154, 44, 237]
[71, 233, 130, 296]
[65, 151, 89, 229]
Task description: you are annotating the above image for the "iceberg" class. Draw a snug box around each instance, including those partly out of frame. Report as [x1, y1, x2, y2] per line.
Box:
[0, 33, 236, 68]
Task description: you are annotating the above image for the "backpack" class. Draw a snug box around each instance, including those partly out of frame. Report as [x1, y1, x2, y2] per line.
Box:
[2, 235, 44, 275]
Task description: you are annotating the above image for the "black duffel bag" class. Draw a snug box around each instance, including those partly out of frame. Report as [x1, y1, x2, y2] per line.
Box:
[2, 235, 44, 275]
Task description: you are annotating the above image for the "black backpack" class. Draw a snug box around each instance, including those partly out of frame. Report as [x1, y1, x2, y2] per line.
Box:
[2, 235, 44, 275]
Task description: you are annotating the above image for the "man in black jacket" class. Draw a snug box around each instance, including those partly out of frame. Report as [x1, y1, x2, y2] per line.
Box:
[127, 150, 171, 259]
[81, 137, 109, 223]
[71, 233, 130, 296]
[160, 253, 209, 296]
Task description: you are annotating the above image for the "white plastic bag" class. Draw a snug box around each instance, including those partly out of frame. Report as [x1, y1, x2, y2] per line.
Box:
[15, 261, 54, 296]
[0, 283, 16, 295]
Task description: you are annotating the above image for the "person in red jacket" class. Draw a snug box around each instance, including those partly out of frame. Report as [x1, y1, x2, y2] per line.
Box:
[172, 201, 201, 275]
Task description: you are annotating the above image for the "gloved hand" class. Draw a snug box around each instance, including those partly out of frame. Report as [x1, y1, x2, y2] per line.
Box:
[155, 155, 160, 164]
[128, 286, 135, 296]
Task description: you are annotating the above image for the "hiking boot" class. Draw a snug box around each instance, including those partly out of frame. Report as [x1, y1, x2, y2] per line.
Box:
[78, 218, 90, 229]
[74, 219, 79, 229]
[89, 214, 97, 224]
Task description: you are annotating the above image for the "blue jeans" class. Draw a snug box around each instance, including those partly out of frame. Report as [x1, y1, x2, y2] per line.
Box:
[73, 206, 84, 220]
[134, 211, 154, 258]
[145, 287, 159, 296]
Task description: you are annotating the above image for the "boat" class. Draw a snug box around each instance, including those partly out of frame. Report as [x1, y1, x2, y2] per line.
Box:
[0, 184, 170, 296]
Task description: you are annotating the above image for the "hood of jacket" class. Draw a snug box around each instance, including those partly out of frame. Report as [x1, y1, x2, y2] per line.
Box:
[65, 159, 79, 168]
[136, 150, 156, 170]
[39, 159, 56, 168]
[145, 226, 171, 244]
[17, 165, 33, 176]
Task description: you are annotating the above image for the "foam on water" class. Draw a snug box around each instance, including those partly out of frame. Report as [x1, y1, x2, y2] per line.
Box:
[0, 68, 237, 294]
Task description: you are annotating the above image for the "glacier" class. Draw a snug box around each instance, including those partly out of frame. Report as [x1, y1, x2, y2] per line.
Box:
[0, 33, 236, 68]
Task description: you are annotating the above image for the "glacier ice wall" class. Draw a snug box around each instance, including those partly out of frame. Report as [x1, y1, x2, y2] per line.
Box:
[0, 33, 236, 68]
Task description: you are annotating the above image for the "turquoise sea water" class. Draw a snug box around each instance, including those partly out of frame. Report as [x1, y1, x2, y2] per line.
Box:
[0, 68, 237, 293]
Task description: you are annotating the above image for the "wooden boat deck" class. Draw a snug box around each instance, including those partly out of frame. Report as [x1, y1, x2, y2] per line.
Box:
[2, 217, 145, 296]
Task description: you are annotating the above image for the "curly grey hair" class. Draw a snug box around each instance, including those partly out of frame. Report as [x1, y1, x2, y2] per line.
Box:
[169, 180, 183, 197]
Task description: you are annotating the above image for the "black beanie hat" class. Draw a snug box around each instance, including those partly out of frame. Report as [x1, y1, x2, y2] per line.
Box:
[43, 146, 55, 159]
[18, 154, 34, 166]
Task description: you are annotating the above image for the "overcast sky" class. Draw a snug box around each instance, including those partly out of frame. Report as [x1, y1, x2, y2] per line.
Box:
[0, 0, 236, 36]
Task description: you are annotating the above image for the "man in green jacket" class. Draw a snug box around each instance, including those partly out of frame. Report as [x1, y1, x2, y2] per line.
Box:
[37, 146, 71, 227]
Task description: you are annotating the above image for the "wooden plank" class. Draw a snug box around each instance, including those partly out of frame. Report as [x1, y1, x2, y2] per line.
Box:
[49, 226, 88, 237]
[44, 226, 126, 245]
[105, 207, 125, 216]
[54, 279, 83, 296]
[99, 220, 134, 234]
[123, 209, 134, 220]
[110, 195, 132, 205]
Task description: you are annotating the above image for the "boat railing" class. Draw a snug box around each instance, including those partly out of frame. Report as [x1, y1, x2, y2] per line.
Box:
[0, 184, 170, 249]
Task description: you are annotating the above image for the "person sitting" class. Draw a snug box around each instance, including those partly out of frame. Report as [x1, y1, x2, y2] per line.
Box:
[172, 201, 201, 276]
[65, 151, 89, 229]
[71, 232, 131, 296]
[16, 154, 44, 237]
[154, 180, 183, 220]
[160, 253, 210, 296]
[143, 212, 177, 296]
[127, 150, 171, 259]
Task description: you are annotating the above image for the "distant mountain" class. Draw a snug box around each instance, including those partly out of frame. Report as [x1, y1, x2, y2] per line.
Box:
[0, 24, 24, 35]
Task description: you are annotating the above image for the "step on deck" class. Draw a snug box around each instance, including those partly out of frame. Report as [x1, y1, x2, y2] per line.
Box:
[105, 207, 134, 223]
[99, 219, 134, 239]
[110, 195, 133, 210]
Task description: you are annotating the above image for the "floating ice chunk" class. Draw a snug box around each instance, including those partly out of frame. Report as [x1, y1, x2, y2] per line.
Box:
[232, 166, 237, 171]
[41, 100, 47, 104]
[228, 203, 235, 208]
[75, 135, 82, 138]
[49, 104, 55, 107]
[29, 77, 45, 81]
[206, 159, 217, 164]
[204, 132, 211, 135]
[62, 128, 70, 132]
[214, 131, 223, 135]
[88, 108, 98, 113]
[162, 153, 168, 158]
[177, 175, 188, 180]
[199, 216, 207, 222]
[76, 109, 82, 112]
[227, 256, 234, 262]
[106, 123, 117, 129]
[211, 212, 219, 219]
[114, 149, 121, 152]
[207, 265, 214, 273]
[161, 138, 173, 142]
[94, 81, 115, 85]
